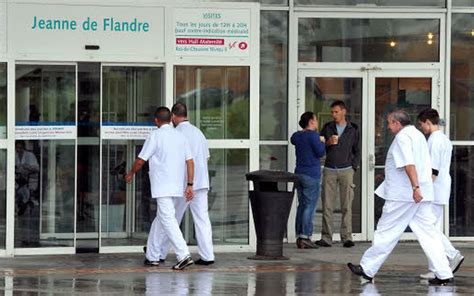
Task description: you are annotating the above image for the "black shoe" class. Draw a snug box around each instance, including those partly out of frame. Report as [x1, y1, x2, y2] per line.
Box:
[343, 240, 355, 248]
[314, 239, 332, 247]
[143, 247, 165, 262]
[428, 277, 453, 286]
[144, 259, 160, 266]
[296, 238, 318, 249]
[172, 256, 194, 270]
[195, 258, 215, 265]
[347, 263, 373, 282]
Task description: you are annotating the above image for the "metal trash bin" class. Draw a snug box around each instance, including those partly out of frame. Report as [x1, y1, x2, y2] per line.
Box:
[245, 170, 298, 260]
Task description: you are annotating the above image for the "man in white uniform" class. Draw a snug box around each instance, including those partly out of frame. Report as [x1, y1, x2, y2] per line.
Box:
[156, 102, 215, 265]
[417, 108, 464, 279]
[347, 110, 453, 286]
[125, 106, 195, 270]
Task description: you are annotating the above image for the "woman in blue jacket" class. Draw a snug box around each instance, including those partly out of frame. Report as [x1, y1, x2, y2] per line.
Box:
[291, 112, 326, 249]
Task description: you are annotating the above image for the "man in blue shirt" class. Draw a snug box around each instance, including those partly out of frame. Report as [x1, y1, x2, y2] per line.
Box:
[291, 112, 326, 249]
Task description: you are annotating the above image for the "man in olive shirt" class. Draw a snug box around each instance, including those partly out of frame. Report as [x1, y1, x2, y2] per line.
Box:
[315, 100, 360, 248]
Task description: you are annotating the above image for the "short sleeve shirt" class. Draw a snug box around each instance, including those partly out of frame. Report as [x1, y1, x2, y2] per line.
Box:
[138, 124, 192, 198]
[428, 130, 452, 205]
[176, 121, 210, 190]
[375, 125, 434, 202]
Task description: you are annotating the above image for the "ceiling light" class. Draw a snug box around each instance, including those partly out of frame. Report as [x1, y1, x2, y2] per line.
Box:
[389, 41, 396, 47]
[427, 32, 434, 39]
[427, 40, 433, 45]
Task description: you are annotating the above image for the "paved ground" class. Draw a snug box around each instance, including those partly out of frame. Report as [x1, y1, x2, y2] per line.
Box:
[0, 241, 472, 295]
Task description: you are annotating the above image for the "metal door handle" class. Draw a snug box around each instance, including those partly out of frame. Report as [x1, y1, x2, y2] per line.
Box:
[369, 154, 375, 171]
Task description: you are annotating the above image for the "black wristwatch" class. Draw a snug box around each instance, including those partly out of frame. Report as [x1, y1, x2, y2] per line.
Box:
[187, 182, 193, 186]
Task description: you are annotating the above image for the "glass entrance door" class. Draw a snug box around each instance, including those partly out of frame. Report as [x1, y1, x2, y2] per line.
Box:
[100, 65, 164, 251]
[368, 69, 439, 240]
[298, 68, 439, 241]
[14, 63, 77, 253]
[297, 69, 367, 241]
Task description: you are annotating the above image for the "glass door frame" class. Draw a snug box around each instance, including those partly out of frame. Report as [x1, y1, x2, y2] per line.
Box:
[295, 66, 442, 242]
[296, 69, 369, 242]
[367, 68, 441, 241]
[99, 63, 165, 254]
[13, 61, 78, 255]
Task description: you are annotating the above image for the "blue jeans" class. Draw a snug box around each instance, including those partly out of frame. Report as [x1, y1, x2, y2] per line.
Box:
[295, 174, 321, 239]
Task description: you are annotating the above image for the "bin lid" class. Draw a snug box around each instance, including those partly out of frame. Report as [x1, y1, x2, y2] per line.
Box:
[246, 170, 298, 182]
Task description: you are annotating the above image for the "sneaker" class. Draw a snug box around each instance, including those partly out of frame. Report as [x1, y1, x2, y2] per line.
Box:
[195, 258, 215, 265]
[449, 254, 464, 274]
[172, 255, 194, 270]
[419, 272, 435, 279]
[343, 240, 355, 248]
[314, 239, 332, 247]
[142, 247, 165, 262]
[347, 263, 373, 282]
[296, 238, 318, 249]
[144, 259, 160, 266]
[428, 277, 453, 286]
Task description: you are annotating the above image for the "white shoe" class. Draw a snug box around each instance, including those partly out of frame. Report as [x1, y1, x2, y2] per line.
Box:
[419, 272, 435, 279]
[449, 253, 465, 273]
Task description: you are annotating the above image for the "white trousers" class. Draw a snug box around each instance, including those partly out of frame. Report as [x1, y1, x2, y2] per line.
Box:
[159, 189, 215, 261]
[146, 196, 190, 261]
[428, 204, 460, 271]
[360, 201, 453, 280]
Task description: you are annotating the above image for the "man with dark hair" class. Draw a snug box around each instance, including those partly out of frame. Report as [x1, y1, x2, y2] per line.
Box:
[157, 102, 215, 265]
[125, 106, 195, 270]
[316, 100, 360, 248]
[348, 110, 453, 286]
[417, 108, 464, 279]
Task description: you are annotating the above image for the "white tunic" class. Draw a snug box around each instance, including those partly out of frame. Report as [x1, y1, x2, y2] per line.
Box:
[138, 124, 192, 198]
[176, 121, 210, 190]
[375, 125, 433, 202]
[428, 130, 452, 205]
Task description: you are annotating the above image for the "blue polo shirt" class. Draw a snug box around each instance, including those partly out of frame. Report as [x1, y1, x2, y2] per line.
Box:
[290, 130, 326, 179]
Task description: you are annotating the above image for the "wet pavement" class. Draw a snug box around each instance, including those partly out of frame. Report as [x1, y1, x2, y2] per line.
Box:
[0, 242, 472, 295]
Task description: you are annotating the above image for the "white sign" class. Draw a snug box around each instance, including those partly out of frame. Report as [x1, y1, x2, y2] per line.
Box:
[15, 126, 76, 140]
[8, 3, 165, 59]
[101, 126, 156, 140]
[174, 8, 251, 57]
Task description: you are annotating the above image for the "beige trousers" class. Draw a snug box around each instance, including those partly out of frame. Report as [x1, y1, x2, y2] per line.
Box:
[321, 167, 354, 243]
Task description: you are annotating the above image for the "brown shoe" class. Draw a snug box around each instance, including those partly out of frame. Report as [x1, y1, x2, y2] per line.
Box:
[296, 238, 318, 249]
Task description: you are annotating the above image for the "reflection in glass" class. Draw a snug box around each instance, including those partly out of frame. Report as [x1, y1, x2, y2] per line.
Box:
[260, 11, 288, 140]
[453, 0, 474, 6]
[373, 77, 431, 226]
[450, 146, 474, 236]
[15, 140, 75, 248]
[175, 66, 250, 139]
[304, 77, 362, 234]
[299, 18, 440, 63]
[0, 63, 6, 139]
[15, 65, 75, 125]
[208, 149, 249, 244]
[450, 14, 474, 141]
[295, 0, 444, 6]
[101, 141, 152, 246]
[260, 145, 287, 171]
[102, 67, 163, 125]
[0, 150, 5, 248]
